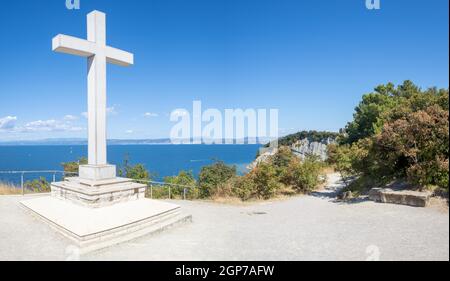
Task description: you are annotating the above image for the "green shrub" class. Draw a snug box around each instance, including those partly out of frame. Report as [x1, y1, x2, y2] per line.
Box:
[147, 184, 170, 199]
[231, 175, 255, 201]
[249, 162, 282, 199]
[287, 156, 322, 193]
[24, 177, 50, 193]
[272, 146, 294, 170]
[164, 170, 197, 199]
[198, 161, 237, 198]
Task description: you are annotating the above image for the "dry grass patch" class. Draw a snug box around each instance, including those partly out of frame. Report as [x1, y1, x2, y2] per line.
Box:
[0, 182, 21, 195]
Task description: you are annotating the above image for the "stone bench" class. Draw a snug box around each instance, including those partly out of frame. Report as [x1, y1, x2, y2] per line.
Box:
[369, 188, 432, 207]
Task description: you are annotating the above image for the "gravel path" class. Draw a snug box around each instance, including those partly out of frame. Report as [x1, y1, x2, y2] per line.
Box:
[0, 174, 448, 261]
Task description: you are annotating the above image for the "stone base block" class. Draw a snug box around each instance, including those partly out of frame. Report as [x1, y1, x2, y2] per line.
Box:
[21, 196, 191, 254]
[51, 177, 147, 208]
[369, 188, 432, 207]
[79, 165, 116, 181]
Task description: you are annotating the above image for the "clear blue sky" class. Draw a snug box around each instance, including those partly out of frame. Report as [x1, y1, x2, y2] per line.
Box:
[0, 0, 448, 141]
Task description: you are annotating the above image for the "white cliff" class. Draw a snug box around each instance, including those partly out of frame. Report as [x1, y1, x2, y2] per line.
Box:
[248, 137, 336, 170]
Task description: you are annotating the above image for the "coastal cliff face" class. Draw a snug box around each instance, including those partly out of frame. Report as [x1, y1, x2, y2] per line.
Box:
[291, 137, 336, 161]
[248, 137, 336, 170]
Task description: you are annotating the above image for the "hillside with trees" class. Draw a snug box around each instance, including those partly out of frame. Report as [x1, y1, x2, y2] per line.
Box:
[266, 131, 339, 148]
[328, 80, 449, 195]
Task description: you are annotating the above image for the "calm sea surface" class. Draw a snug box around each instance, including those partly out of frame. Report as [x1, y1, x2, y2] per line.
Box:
[0, 145, 260, 184]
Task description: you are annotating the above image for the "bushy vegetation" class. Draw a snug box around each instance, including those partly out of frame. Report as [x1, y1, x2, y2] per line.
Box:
[267, 131, 339, 147]
[328, 81, 449, 193]
[24, 177, 50, 193]
[198, 161, 237, 198]
[57, 150, 325, 202]
[118, 156, 153, 182]
[164, 170, 198, 199]
[1, 178, 51, 195]
[197, 147, 325, 201]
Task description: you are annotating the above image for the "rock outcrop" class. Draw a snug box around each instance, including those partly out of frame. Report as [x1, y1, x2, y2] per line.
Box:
[247, 148, 278, 170]
[248, 137, 336, 170]
[291, 137, 335, 161]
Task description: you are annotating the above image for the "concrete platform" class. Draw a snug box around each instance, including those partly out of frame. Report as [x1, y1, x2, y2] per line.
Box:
[20, 196, 192, 253]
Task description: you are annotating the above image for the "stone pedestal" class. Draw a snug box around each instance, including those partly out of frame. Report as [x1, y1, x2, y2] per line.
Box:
[51, 177, 146, 208]
[21, 169, 191, 253]
[79, 165, 117, 181]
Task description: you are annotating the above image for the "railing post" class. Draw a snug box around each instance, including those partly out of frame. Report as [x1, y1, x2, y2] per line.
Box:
[52, 173, 56, 183]
[150, 184, 153, 199]
[183, 188, 186, 200]
[169, 186, 171, 199]
[21, 172, 24, 196]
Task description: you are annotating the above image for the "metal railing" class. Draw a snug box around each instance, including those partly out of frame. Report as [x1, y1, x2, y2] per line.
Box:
[0, 170, 198, 200]
[0, 170, 78, 195]
[133, 179, 198, 200]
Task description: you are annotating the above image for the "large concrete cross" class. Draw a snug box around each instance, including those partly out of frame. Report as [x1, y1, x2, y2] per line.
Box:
[52, 10, 133, 167]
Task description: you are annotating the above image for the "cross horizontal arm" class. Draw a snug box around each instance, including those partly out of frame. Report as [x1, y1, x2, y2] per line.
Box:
[106, 46, 134, 66]
[52, 34, 96, 57]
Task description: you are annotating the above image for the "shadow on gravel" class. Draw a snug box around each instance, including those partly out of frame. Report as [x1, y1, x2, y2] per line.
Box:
[310, 177, 371, 205]
[335, 197, 371, 205]
[310, 190, 338, 199]
[311, 190, 371, 205]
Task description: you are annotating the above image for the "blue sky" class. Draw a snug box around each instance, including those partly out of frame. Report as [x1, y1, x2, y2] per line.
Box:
[0, 0, 448, 141]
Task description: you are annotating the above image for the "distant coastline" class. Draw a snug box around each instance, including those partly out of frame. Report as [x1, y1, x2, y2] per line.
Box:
[0, 138, 170, 146]
[0, 138, 272, 146]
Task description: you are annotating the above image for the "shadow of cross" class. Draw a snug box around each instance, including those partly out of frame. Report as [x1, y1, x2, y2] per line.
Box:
[52, 10, 133, 166]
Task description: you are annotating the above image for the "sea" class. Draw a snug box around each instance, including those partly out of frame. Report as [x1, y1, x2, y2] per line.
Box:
[0, 144, 261, 184]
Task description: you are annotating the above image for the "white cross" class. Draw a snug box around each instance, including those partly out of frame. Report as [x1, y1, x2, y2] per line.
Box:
[52, 10, 133, 166]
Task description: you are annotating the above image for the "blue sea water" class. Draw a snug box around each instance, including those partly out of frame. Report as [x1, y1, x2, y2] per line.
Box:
[0, 145, 260, 184]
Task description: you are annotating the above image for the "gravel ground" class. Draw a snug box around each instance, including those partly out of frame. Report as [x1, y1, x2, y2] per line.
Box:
[0, 174, 448, 261]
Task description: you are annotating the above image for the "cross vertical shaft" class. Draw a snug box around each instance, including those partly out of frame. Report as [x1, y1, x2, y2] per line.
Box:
[87, 11, 107, 165]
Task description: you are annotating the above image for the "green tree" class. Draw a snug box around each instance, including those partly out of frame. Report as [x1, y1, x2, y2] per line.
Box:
[344, 89, 397, 144]
[375, 105, 449, 189]
[61, 157, 88, 175]
[118, 156, 152, 182]
[269, 131, 339, 147]
[335, 81, 449, 192]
